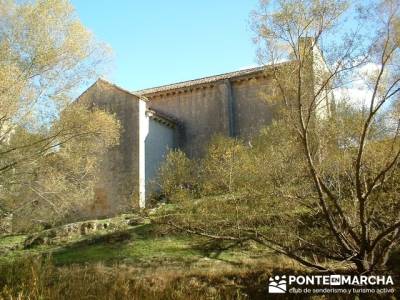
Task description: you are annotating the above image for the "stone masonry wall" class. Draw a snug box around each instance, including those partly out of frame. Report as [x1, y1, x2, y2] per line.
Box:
[78, 80, 141, 216]
[145, 74, 275, 156]
[147, 82, 231, 157]
[231, 76, 274, 139]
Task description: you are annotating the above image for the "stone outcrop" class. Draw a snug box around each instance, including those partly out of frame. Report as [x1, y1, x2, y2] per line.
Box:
[23, 214, 146, 249]
[0, 213, 12, 234]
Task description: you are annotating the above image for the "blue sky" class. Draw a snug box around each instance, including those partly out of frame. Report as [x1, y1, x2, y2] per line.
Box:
[71, 0, 259, 91]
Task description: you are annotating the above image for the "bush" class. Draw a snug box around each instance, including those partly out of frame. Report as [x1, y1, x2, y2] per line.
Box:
[157, 135, 271, 202]
[157, 150, 199, 201]
[200, 136, 248, 195]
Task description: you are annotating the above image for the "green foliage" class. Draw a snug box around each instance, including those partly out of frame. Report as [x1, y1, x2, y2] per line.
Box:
[53, 228, 201, 266]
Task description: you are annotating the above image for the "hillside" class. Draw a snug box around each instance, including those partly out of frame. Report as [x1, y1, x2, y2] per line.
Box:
[0, 210, 305, 299]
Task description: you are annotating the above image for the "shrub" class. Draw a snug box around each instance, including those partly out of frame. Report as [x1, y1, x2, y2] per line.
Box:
[157, 150, 198, 202]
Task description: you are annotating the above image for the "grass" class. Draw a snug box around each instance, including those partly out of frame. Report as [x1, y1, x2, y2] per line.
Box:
[0, 218, 277, 269]
[0, 234, 26, 253]
[0, 219, 295, 300]
[1, 214, 399, 299]
[52, 225, 205, 265]
[51, 223, 276, 268]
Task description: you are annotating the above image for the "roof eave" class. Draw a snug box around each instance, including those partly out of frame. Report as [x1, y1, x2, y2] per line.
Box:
[135, 61, 292, 97]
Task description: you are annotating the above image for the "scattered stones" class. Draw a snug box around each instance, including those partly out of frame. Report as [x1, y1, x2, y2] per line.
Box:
[64, 223, 80, 235]
[96, 223, 105, 230]
[0, 213, 13, 234]
[21, 214, 147, 249]
[80, 222, 96, 235]
[22, 213, 146, 249]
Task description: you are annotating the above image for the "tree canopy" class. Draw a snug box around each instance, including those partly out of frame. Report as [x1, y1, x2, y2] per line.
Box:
[0, 0, 119, 230]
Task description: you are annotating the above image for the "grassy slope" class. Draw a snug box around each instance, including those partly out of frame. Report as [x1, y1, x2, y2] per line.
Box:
[0, 216, 289, 271]
[0, 218, 301, 299]
[52, 224, 204, 265]
[1, 215, 399, 299]
[0, 216, 312, 299]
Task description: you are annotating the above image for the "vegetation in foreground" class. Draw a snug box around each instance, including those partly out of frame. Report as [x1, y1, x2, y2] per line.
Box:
[0, 0, 120, 232]
[1, 0, 400, 298]
[0, 213, 308, 300]
[154, 0, 400, 274]
[0, 212, 399, 299]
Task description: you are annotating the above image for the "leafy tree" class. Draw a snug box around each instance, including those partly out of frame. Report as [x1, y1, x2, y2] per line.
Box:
[0, 0, 119, 230]
[157, 0, 400, 274]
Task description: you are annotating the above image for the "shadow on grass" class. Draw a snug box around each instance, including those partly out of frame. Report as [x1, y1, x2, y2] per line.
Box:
[190, 238, 250, 267]
[2, 226, 399, 300]
[51, 224, 209, 266]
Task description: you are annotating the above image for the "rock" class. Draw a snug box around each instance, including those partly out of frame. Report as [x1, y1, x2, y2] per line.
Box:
[80, 224, 87, 235]
[127, 217, 145, 226]
[80, 222, 94, 235]
[64, 223, 79, 235]
[0, 213, 13, 234]
[22, 214, 142, 249]
[24, 235, 45, 249]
